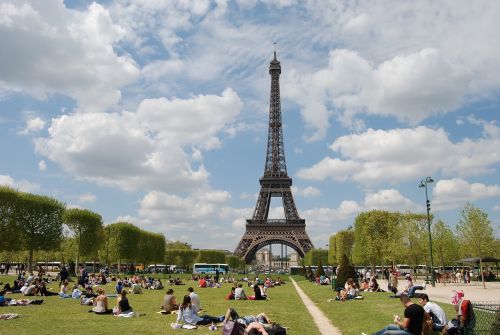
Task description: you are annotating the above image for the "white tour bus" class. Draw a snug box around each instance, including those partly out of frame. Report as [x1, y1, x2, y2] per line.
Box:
[193, 263, 229, 274]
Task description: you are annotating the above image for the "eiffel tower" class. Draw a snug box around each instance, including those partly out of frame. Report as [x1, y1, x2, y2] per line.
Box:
[234, 51, 314, 263]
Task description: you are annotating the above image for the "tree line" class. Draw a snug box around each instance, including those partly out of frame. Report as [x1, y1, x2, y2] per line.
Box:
[0, 186, 246, 273]
[305, 204, 498, 278]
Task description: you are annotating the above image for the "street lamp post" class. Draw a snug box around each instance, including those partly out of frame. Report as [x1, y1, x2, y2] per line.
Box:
[419, 176, 435, 287]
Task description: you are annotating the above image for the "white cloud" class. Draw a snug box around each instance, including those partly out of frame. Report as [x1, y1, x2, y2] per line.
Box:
[284, 1, 500, 137]
[0, 174, 39, 192]
[364, 189, 415, 211]
[0, 1, 139, 112]
[493, 205, 500, 211]
[38, 160, 47, 172]
[291, 185, 321, 198]
[18, 117, 45, 134]
[134, 189, 253, 248]
[298, 124, 500, 185]
[34, 88, 242, 192]
[433, 178, 500, 211]
[78, 192, 96, 203]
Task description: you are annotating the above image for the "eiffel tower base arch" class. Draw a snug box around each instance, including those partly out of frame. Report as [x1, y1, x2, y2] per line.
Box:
[234, 221, 314, 264]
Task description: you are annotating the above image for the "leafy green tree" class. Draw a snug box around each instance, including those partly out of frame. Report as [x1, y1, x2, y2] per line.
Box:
[353, 210, 391, 271]
[315, 258, 326, 277]
[456, 203, 495, 288]
[337, 253, 357, 289]
[63, 208, 103, 275]
[432, 220, 458, 286]
[197, 250, 226, 264]
[166, 240, 192, 250]
[334, 228, 355, 264]
[107, 222, 141, 271]
[226, 255, 245, 271]
[399, 213, 428, 273]
[328, 234, 337, 265]
[304, 248, 328, 266]
[15, 192, 65, 271]
[0, 186, 22, 252]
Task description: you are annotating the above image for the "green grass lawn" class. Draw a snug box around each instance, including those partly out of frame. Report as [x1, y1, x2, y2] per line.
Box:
[293, 275, 457, 335]
[0, 274, 320, 335]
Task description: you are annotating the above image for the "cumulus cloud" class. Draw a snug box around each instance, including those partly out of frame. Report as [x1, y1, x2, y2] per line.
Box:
[78, 192, 97, 203]
[38, 160, 46, 171]
[0, 174, 39, 192]
[17, 117, 45, 134]
[291, 185, 321, 198]
[298, 124, 500, 185]
[0, 1, 139, 112]
[34, 88, 242, 192]
[285, 1, 500, 138]
[134, 189, 253, 248]
[433, 178, 500, 211]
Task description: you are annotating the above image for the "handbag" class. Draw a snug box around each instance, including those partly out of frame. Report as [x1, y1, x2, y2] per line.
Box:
[222, 320, 241, 335]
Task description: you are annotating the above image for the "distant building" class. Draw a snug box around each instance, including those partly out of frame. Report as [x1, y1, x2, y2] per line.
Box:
[254, 248, 299, 269]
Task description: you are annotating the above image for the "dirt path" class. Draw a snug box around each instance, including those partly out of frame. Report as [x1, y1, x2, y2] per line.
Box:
[290, 278, 341, 335]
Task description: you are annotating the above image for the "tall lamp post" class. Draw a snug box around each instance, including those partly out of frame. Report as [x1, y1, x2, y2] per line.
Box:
[419, 176, 435, 287]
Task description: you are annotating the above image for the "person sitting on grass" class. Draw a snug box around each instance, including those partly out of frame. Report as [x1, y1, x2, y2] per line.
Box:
[114, 290, 132, 315]
[338, 281, 357, 301]
[91, 287, 112, 314]
[130, 280, 142, 294]
[176, 295, 223, 326]
[37, 280, 58, 296]
[187, 287, 201, 312]
[59, 280, 70, 298]
[369, 278, 380, 292]
[360, 279, 370, 291]
[225, 286, 235, 300]
[367, 294, 424, 335]
[417, 293, 447, 331]
[235, 283, 248, 300]
[161, 288, 178, 313]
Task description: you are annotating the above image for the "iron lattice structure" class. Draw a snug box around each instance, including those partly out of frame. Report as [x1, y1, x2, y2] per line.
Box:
[234, 52, 314, 264]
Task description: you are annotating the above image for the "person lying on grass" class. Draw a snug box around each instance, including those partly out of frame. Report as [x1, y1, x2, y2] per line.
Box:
[176, 295, 223, 326]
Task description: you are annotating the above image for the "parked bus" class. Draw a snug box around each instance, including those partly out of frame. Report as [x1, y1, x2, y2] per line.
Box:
[36, 261, 62, 272]
[193, 263, 229, 274]
[146, 264, 177, 273]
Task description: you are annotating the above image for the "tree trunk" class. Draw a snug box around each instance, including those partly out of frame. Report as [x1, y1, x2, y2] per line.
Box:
[480, 257, 486, 289]
[441, 253, 446, 286]
[28, 249, 33, 273]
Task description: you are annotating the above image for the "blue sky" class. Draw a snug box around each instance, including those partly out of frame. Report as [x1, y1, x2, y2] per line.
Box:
[1, 0, 499, 251]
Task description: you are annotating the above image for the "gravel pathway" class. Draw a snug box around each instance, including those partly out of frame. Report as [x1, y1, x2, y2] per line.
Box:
[290, 278, 342, 335]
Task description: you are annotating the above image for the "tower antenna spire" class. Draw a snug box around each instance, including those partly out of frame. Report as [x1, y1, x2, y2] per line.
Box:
[273, 42, 277, 59]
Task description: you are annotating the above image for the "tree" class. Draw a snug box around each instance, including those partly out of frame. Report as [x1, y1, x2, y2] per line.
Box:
[198, 250, 226, 264]
[334, 228, 355, 264]
[15, 192, 65, 271]
[304, 248, 328, 266]
[353, 210, 392, 271]
[328, 234, 337, 265]
[315, 258, 326, 277]
[107, 222, 141, 271]
[166, 240, 192, 250]
[456, 203, 495, 288]
[0, 186, 22, 252]
[63, 208, 103, 276]
[226, 255, 245, 271]
[432, 220, 458, 286]
[336, 254, 357, 289]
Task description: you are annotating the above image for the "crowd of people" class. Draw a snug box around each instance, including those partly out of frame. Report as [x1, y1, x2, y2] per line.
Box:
[1, 262, 487, 335]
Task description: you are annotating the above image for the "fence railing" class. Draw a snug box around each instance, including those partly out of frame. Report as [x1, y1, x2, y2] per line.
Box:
[470, 301, 499, 335]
